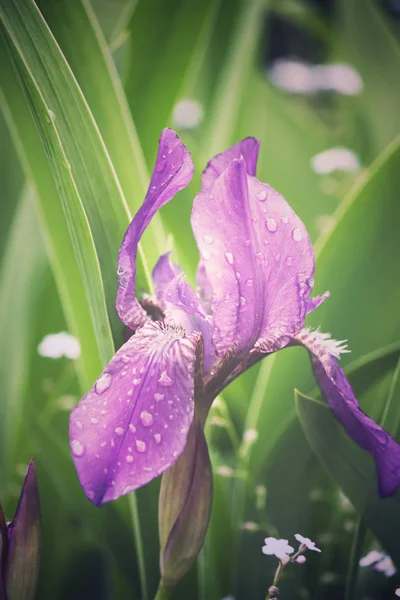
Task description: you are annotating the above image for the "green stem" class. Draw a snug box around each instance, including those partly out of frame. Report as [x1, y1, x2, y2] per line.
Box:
[153, 582, 174, 600]
[344, 517, 366, 600]
[128, 493, 148, 600]
[265, 560, 284, 600]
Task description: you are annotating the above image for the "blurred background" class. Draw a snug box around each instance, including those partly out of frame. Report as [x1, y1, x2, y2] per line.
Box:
[1, 0, 400, 598]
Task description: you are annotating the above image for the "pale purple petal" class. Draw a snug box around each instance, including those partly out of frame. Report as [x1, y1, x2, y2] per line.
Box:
[202, 137, 260, 191]
[163, 274, 216, 373]
[196, 262, 213, 314]
[306, 291, 330, 314]
[191, 157, 314, 356]
[152, 252, 181, 305]
[298, 333, 400, 498]
[116, 129, 193, 330]
[70, 321, 201, 505]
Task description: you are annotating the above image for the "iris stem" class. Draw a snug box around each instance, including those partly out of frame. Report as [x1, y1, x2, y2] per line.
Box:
[128, 493, 148, 600]
[344, 517, 366, 600]
[153, 582, 174, 600]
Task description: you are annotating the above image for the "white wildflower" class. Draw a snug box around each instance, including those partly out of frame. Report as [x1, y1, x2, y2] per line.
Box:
[262, 537, 294, 560]
[172, 98, 204, 130]
[38, 332, 81, 359]
[295, 533, 321, 553]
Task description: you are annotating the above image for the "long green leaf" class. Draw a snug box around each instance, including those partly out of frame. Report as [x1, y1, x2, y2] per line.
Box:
[0, 187, 48, 491]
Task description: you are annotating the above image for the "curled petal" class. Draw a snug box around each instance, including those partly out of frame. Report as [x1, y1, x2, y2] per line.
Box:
[192, 157, 314, 357]
[116, 129, 193, 330]
[70, 321, 201, 505]
[202, 137, 260, 190]
[306, 291, 330, 314]
[297, 329, 400, 498]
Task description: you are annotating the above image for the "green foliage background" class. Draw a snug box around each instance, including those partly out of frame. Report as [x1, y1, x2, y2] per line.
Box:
[0, 0, 399, 598]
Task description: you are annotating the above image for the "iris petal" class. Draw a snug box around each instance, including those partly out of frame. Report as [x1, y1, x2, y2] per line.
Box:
[300, 338, 400, 498]
[192, 156, 315, 357]
[116, 129, 193, 330]
[153, 252, 182, 307]
[70, 321, 201, 505]
[202, 137, 259, 190]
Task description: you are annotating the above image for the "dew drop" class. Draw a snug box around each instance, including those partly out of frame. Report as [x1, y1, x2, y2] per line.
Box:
[224, 251, 234, 265]
[154, 433, 161, 444]
[257, 190, 267, 201]
[281, 216, 289, 224]
[140, 411, 154, 427]
[129, 424, 136, 433]
[125, 455, 134, 463]
[117, 265, 125, 276]
[136, 440, 146, 453]
[203, 234, 214, 245]
[275, 253, 281, 262]
[154, 392, 164, 402]
[244, 239, 251, 247]
[286, 256, 293, 266]
[255, 251, 264, 263]
[90, 417, 98, 424]
[115, 427, 124, 436]
[158, 371, 172, 386]
[76, 420, 83, 430]
[245, 278, 254, 287]
[202, 249, 211, 260]
[239, 296, 246, 306]
[95, 373, 112, 394]
[71, 439, 85, 457]
[266, 218, 277, 232]
[292, 228, 303, 241]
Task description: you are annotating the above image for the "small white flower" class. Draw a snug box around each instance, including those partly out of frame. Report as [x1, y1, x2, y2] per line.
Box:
[359, 550, 385, 567]
[311, 147, 360, 175]
[375, 555, 396, 578]
[314, 63, 363, 95]
[268, 59, 316, 94]
[172, 98, 204, 130]
[295, 534, 321, 553]
[395, 588, 400, 597]
[262, 537, 294, 560]
[38, 332, 81, 359]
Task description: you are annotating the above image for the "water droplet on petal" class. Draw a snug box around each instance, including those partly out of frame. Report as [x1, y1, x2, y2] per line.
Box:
[76, 420, 83, 430]
[140, 411, 154, 427]
[203, 234, 214, 244]
[224, 251, 234, 265]
[154, 433, 161, 445]
[245, 278, 254, 287]
[136, 440, 146, 453]
[240, 296, 246, 306]
[257, 190, 267, 201]
[266, 218, 277, 232]
[125, 455, 134, 463]
[71, 439, 85, 457]
[154, 392, 164, 402]
[286, 256, 293, 266]
[158, 371, 172, 386]
[275, 253, 281, 262]
[95, 373, 112, 394]
[129, 424, 136, 433]
[115, 427, 124, 436]
[90, 417, 98, 424]
[255, 251, 264, 263]
[292, 228, 303, 241]
[244, 239, 251, 247]
[202, 249, 211, 260]
[281, 216, 289, 224]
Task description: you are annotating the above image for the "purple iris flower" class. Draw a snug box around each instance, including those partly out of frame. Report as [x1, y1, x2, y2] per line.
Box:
[70, 128, 400, 505]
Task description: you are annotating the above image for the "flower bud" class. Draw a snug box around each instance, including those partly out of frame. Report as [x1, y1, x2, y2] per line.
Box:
[158, 422, 213, 588]
[0, 461, 41, 600]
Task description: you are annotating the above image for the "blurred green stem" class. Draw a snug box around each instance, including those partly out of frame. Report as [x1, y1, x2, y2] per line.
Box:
[344, 517, 366, 600]
[154, 582, 173, 600]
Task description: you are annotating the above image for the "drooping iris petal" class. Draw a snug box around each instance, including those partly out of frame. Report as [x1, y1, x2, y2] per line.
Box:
[192, 157, 314, 356]
[306, 291, 330, 314]
[70, 321, 201, 505]
[116, 129, 194, 330]
[153, 252, 181, 306]
[297, 330, 400, 498]
[202, 137, 260, 191]
[163, 274, 215, 373]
